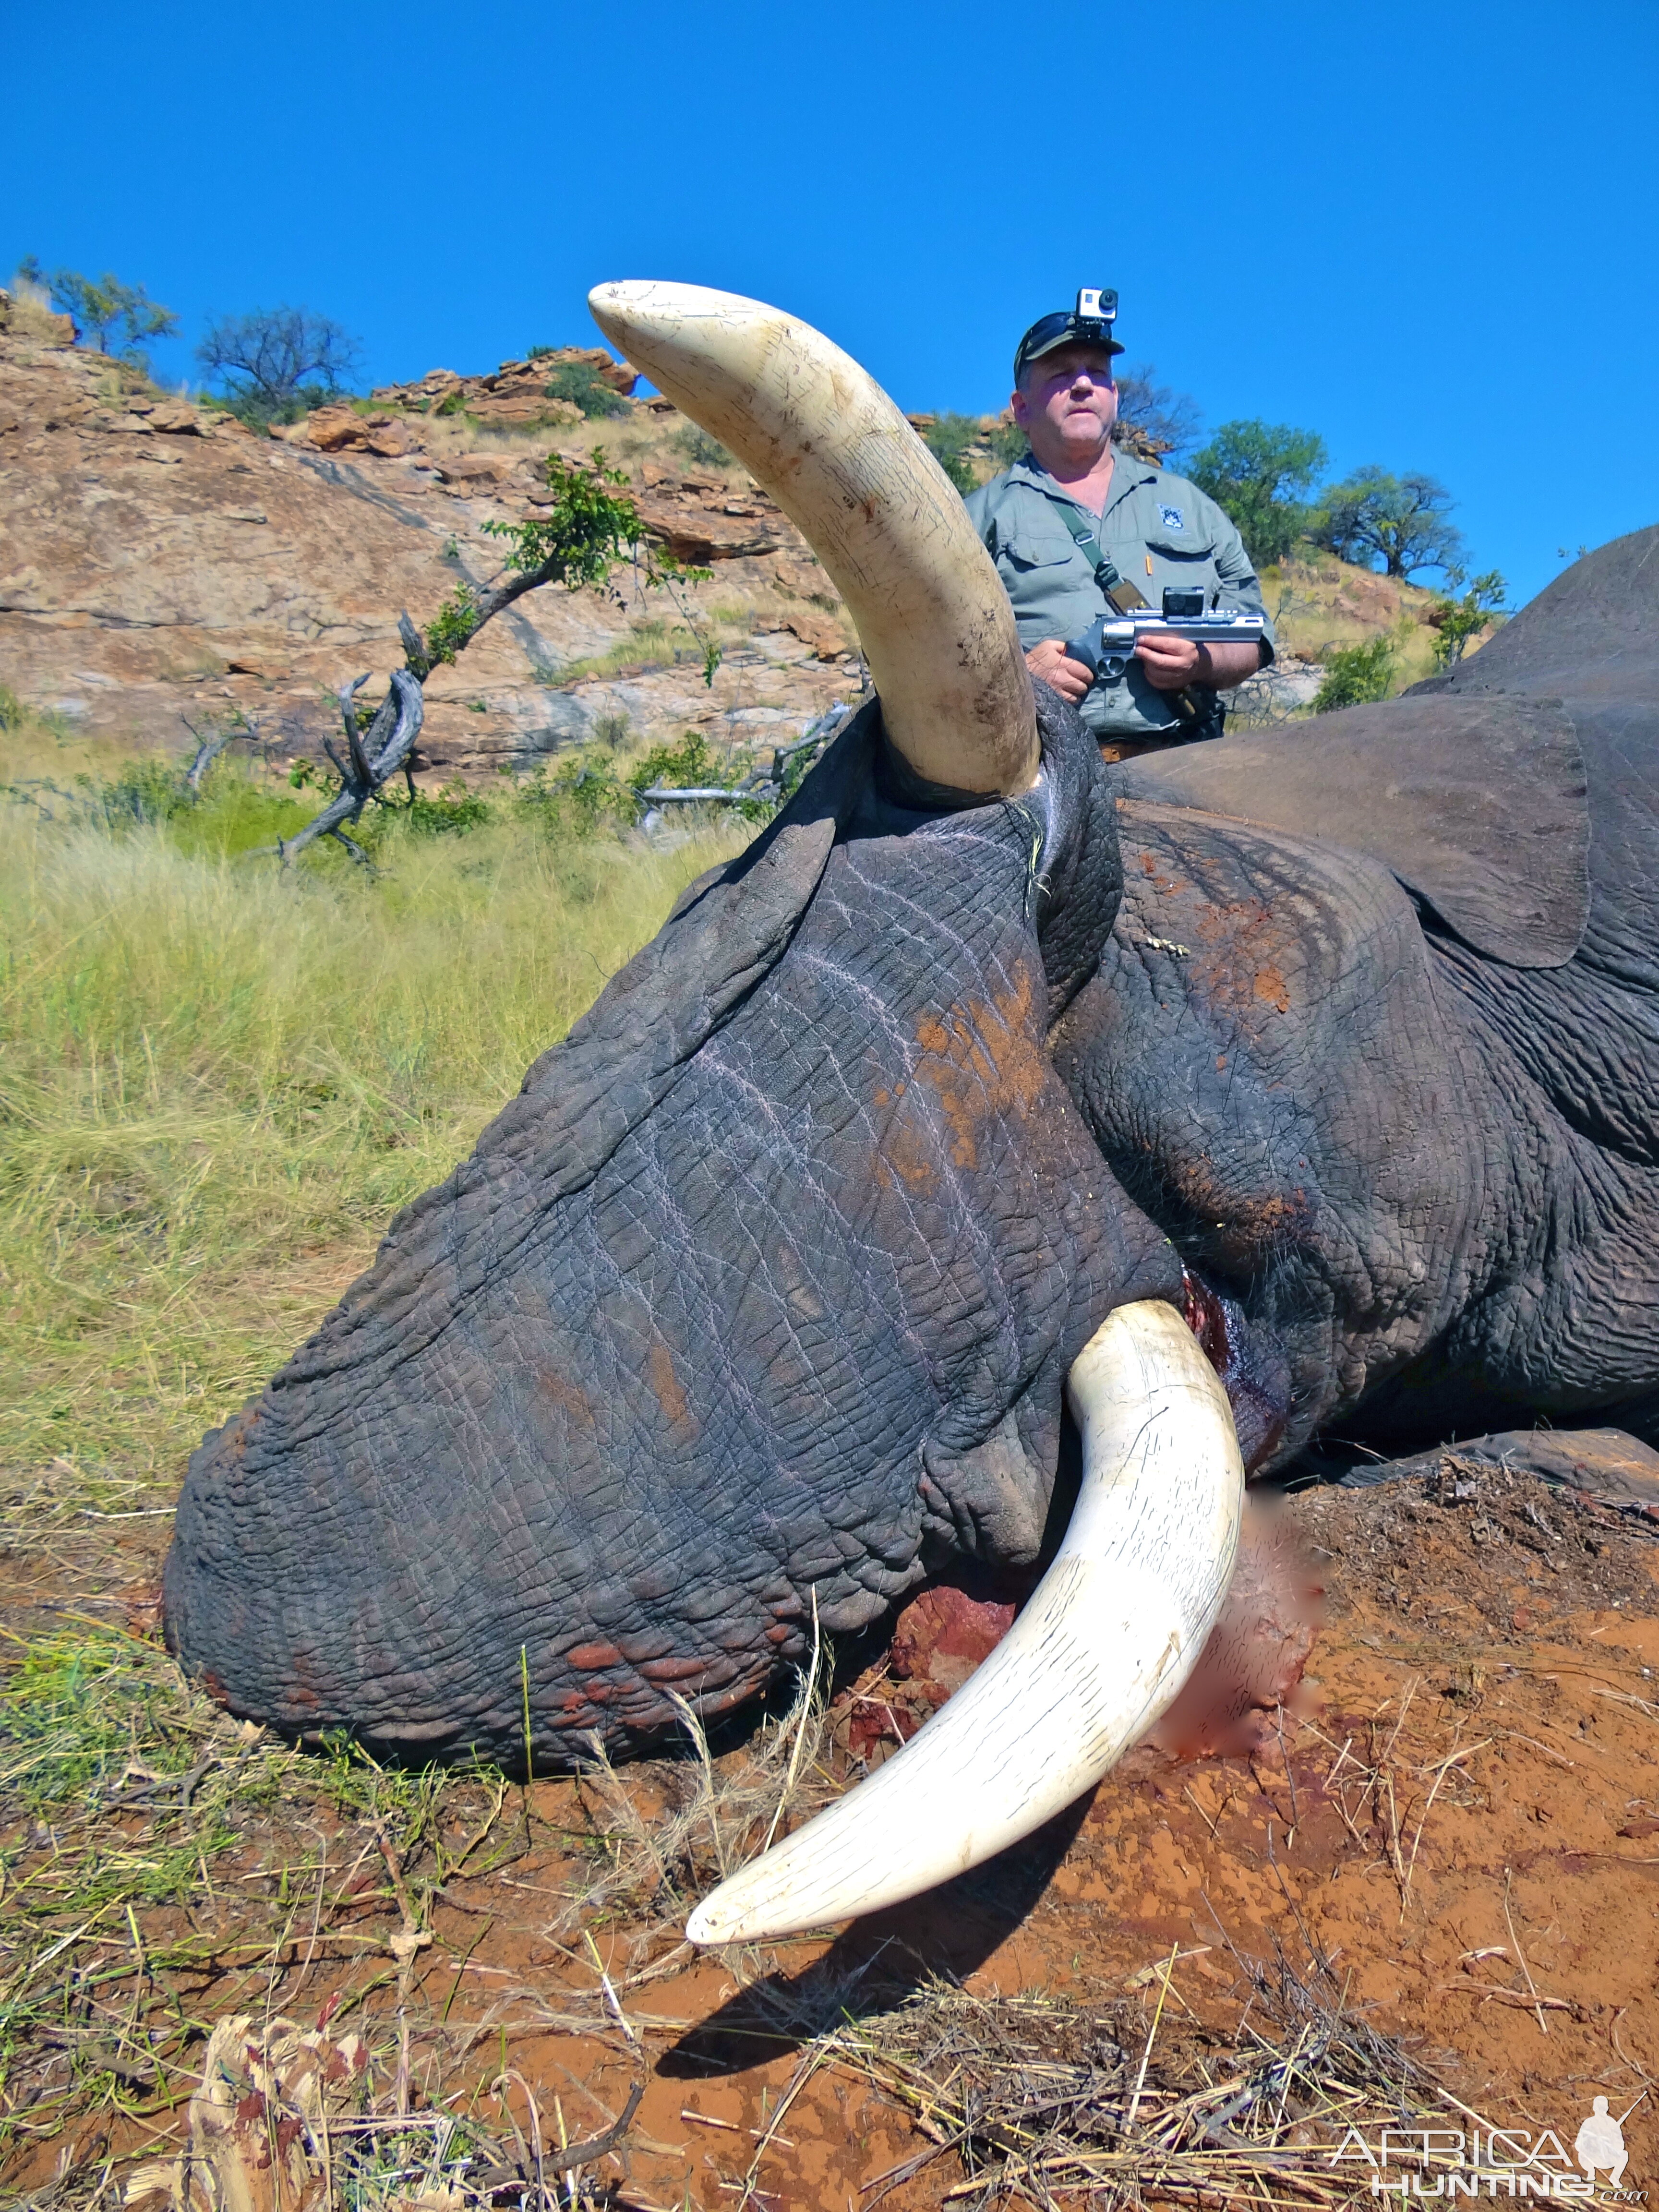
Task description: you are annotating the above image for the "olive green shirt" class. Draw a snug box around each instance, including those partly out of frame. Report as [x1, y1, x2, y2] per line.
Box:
[963, 450, 1275, 739]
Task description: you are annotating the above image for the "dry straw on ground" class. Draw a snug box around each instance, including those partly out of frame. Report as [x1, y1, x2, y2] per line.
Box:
[778, 1946, 1631, 2211]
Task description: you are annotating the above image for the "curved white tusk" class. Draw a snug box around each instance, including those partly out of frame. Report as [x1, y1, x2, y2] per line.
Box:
[588, 280, 1038, 798]
[685, 1299, 1243, 1946]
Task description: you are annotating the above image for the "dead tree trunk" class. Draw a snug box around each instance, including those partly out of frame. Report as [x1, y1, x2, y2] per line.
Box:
[275, 669, 424, 866]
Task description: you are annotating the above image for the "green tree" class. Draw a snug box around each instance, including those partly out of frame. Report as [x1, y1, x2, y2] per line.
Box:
[922, 412, 982, 494]
[1188, 420, 1328, 567]
[19, 256, 177, 362]
[673, 423, 735, 471]
[984, 414, 1028, 468]
[1427, 567, 1506, 669]
[1312, 468, 1464, 579]
[195, 307, 361, 424]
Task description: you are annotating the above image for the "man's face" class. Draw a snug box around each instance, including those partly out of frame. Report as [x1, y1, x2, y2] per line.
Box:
[1011, 344, 1119, 467]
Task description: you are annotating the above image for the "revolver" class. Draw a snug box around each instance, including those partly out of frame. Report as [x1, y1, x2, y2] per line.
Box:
[1065, 585, 1268, 683]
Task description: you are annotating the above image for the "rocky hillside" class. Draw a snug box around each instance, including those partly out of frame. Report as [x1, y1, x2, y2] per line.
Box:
[0, 296, 1458, 781]
[0, 304, 858, 783]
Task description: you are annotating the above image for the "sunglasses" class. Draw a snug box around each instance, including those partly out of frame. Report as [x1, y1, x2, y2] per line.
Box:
[1015, 313, 1124, 380]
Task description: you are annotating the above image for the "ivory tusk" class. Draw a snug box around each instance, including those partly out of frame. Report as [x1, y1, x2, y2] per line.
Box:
[588, 280, 1038, 798]
[685, 1299, 1243, 1945]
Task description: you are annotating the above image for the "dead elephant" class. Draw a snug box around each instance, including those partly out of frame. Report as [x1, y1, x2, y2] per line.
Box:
[165, 285, 1659, 1941]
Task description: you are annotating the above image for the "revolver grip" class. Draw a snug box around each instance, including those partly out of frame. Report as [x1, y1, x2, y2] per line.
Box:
[1062, 616, 1105, 682]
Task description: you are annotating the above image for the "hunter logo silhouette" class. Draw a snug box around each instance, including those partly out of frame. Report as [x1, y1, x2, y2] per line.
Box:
[1575, 2096, 1637, 2188]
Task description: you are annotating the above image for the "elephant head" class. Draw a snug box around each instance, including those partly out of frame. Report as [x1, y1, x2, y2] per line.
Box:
[164, 287, 1659, 1943]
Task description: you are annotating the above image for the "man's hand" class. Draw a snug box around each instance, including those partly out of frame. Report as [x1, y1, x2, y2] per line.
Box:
[1025, 637, 1092, 703]
[1135, 633, 1264, 692]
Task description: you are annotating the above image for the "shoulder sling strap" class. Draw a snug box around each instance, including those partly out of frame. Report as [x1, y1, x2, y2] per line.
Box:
[1052, 496, 1212, 733]
[1055, 503, 1151, 614]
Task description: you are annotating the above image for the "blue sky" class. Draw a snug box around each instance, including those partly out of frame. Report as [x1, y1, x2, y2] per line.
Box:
[6, 0, 1656, 605]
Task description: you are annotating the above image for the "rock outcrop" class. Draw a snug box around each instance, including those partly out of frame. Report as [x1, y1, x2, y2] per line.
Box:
[369, 346, 637, 428]
[0, 326, 859, 778]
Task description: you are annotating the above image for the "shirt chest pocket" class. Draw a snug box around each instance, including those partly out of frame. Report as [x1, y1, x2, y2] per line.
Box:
[1142, 530, 1217, 569]
[998, 532, 1076, 574]
[1129, 529, 1221, 603]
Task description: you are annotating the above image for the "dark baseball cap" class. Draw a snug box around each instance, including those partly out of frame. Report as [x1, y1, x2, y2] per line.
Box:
[1014, 288, 1124, 382]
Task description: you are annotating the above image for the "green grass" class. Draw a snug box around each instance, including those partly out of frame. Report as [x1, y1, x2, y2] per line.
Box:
[0, 712, 748, 2179]
[0, 1612, 517, 2168]
[0, 727, 751, 1498]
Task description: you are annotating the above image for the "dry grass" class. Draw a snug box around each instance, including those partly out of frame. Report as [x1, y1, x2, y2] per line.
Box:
[784, 1943, 1628, 2210]
[0, 708, 749, 1503]
[1258, 554, 1446, 684]
[0, 1605, 839, 2205]
[0, 276, 76, 353]
[554, 1615, 838, 1971]
[0, 1615, 518, 2188]
[0, 717, 829, 2203]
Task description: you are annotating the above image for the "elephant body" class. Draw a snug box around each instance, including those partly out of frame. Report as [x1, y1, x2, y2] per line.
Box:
[165, 521, 1659, 1769]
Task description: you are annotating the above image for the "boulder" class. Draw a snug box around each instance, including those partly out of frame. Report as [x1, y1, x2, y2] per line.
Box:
[434, 453, 518, 487]
[633, 493, 786, 564]
[293, 406, 370, 452]
[148, 401, 206, 436]
[0, 287, 76, 347]
[780, 608, 847, 658]
[370, 345, 637, 424]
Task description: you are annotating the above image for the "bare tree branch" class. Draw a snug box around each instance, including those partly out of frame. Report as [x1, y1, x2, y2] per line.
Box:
[275, 670, 425, 867]
[182, 710, 259, 793]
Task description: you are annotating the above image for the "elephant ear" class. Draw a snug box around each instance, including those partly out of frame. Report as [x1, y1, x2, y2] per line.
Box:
[1114, 693, 1589, 969]
[273, 710, 874, 1395]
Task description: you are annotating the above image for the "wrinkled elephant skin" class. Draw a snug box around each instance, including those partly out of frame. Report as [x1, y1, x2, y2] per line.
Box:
[165, 443, 1659, 1771]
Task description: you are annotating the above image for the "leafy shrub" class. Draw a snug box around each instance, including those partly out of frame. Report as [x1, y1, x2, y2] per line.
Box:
[480, 453, 722, 688]
[1428, 567, 1507, 670]
[18, 256, 177, 364]
[424, 580, 481, 665]
[433, 387, 470, 418]
[403, 781, 494, 836]
[672, 423, 736, 471]
[631, 730, 720, 795]
[1313, 634, 1397, 712]
[630, 731, 769, 821]
[542, 361, 628, 419]
[984, 416, 1028, 468]
[84, 757, 193, 828]
[922, 412, 982, 494]
[4, 753, 314, 856]
[482, 452, 652, 592]
[513, 749, 632, 836]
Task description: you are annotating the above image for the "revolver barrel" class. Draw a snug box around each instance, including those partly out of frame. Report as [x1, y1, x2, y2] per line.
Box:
[1064, 606, 1267, 683]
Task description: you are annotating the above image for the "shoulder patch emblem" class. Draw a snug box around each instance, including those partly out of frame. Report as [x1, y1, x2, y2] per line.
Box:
[1159, 505, 1185, 530]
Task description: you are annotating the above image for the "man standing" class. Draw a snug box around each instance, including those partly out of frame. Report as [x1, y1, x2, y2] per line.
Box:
[964, 292, 1274, 757]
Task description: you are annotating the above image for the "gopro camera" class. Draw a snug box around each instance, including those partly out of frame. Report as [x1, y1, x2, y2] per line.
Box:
[1075, 288, 1118, 326]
